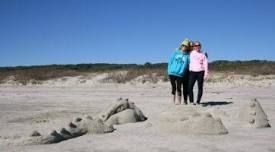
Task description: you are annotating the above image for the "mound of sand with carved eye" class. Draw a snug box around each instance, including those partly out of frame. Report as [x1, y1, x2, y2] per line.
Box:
[96, 98, 148, 126]
[9, 98, 147, 145]
[238, 98, 271, 128]
[150, 105, 228, 135]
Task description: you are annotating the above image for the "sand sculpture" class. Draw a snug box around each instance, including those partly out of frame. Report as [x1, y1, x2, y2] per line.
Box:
[23, 98, 147, 145]
[98, 98, 147, 125]
[239, 98, 271, 128]
[97, 98, 148, 126]
[24, 116, 114, 145]
[152, 106, 228, 135]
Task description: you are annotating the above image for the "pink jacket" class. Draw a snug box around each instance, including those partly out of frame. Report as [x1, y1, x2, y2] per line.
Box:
[189, 50, 208, 78]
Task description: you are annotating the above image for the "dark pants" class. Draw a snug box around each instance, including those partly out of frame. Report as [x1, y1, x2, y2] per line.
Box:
[169, 75, 182, 96]
[182, 70, 189, 103]
[188, 71, 204, 104]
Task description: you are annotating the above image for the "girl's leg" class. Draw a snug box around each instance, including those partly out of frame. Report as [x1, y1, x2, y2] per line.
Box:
[197, 71, 204, 104]
[188, 71, 197, 104]
[171, 95, 175, 104]
[169, 75, 176, 104]
[182, 70, 189, 104]
[176, 76, 183, 104]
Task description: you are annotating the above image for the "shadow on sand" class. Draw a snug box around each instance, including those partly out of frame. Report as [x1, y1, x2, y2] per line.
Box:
[201, 101, 233, 107]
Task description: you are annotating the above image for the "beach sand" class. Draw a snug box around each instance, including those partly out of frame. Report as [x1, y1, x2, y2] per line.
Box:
[0, 76, 275, 152]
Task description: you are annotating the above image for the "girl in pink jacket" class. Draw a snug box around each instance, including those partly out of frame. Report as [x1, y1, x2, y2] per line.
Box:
[188, 41, 208, 105]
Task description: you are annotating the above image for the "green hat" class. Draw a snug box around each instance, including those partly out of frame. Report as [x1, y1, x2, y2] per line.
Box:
[181, 38, 190, 47]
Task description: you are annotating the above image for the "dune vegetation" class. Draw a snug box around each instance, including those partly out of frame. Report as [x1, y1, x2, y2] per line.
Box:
[0, 60, 275, 85]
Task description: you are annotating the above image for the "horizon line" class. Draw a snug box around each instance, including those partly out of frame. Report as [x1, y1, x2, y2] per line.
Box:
[1, 59, 275, 68]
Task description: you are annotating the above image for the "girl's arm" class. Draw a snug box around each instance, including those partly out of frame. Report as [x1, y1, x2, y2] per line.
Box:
[203, 55, 208, 79]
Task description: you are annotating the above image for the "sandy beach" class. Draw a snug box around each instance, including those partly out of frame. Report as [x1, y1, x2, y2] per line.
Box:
[0, 75, 275, 152]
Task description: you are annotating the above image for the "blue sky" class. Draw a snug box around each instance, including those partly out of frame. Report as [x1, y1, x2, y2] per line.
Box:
[0, 0, 274, 67]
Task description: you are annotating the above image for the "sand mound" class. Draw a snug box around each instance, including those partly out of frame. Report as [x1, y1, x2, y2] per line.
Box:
[238, 98, 271, 128]
[97, 98, 147, 126]
[153, 106, 228, 135]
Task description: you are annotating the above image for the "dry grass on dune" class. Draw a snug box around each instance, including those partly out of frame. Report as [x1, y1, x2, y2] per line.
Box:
[0, 60, 275, 85]
[101, 68, 168, 84]
[209, 60, 275, 76]
[0, 67, 80, 85]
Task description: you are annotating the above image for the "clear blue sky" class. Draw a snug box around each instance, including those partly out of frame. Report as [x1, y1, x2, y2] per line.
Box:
[0, 0, 274, 67]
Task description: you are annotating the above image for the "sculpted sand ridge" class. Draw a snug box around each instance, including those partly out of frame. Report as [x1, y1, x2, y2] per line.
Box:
[24, 116, 114, 145]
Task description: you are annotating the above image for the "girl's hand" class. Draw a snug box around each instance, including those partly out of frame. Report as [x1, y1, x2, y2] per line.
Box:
[204, 75, 208, 80]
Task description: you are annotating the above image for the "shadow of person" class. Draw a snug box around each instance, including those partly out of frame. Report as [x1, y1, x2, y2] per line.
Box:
[201, 101, 233, 107]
